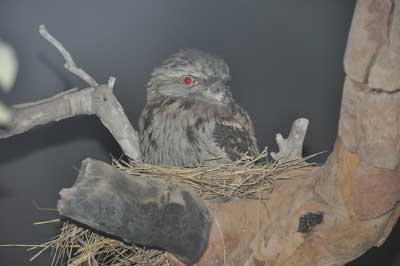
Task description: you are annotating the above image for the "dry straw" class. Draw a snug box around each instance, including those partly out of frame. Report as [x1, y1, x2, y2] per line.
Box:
[114, 148, 318, 201]
[2, 150, 319, 266]
[16, 220, 169, 266]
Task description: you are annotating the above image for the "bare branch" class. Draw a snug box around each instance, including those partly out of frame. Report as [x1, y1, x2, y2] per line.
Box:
[107, 76, 116, 88]
[39, 25, 98, 88]
[0, 86, 141, 160]
[270, 118, 309, 161]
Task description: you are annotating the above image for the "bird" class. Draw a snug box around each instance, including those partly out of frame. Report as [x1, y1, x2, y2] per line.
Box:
[139, 49, 259, 167]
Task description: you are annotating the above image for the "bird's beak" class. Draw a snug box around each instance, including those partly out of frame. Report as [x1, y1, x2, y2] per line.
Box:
[205, 80, 227, 102]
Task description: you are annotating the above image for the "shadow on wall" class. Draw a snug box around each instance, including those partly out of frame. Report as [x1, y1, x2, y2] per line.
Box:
[0, 117, 121, 165]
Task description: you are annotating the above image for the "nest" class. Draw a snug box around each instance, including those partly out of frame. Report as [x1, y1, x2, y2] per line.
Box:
[8, 150, 319, 266]
[114, 149, 318, 201]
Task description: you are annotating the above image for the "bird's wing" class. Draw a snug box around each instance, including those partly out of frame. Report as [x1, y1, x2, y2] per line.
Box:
[212, 104, 259, 161]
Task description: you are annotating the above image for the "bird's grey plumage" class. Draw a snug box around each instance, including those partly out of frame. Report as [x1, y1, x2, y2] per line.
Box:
[139, 49, 259, 167]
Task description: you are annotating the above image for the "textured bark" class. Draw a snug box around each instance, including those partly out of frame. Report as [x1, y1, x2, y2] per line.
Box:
[344, 0, 393, 83]
[338, 79, 400, 170]
[167, 142, 398, 266]
[369, 0, 400, 91]
[345, 0, 400, 91]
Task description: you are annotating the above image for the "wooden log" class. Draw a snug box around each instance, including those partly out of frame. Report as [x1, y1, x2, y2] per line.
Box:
[57, 158, 213, 265]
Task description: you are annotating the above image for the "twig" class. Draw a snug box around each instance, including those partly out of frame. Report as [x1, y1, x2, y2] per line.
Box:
[108, 76, 116, 89]
[32, 200, 58, 211]
[39, 25, 98, 88]
[270, 118, 309, 161]
[34, 219, 61, 225]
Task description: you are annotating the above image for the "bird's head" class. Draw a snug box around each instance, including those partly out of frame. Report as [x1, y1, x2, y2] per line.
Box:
[147, 49, 232, 104]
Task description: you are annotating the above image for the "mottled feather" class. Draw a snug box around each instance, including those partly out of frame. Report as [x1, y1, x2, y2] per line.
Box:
[139, 49, 258, 167]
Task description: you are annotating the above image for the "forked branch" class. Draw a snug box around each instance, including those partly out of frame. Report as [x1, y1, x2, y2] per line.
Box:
[39, 25, 98, 88]
[0, 25, 140, 160]
[271, 118, 309, 161]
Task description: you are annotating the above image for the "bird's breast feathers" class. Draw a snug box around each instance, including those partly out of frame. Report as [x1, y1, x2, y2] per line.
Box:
[139, 96, 258, 166]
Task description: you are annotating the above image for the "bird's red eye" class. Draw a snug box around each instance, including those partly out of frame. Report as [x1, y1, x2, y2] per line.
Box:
[182, 76, 194, 86]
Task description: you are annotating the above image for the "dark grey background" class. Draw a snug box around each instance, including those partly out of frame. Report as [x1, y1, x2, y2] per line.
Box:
[0, 0, 398, 265]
